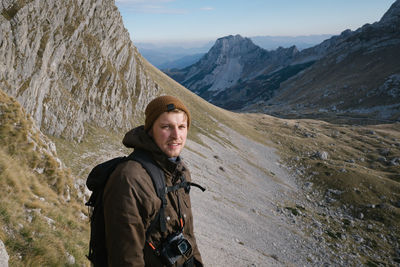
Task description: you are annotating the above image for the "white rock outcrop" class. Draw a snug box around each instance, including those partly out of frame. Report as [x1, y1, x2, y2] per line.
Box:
[0, 239, 8, 267]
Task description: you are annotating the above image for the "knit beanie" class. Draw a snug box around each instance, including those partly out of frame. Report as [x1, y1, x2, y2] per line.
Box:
[144, 95, 191, 132]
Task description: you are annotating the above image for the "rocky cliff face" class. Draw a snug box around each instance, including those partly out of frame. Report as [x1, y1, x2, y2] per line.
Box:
[0, 0, 159, 141]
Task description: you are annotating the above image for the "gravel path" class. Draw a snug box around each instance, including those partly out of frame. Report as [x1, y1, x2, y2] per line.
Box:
[182, 123, 317, 266]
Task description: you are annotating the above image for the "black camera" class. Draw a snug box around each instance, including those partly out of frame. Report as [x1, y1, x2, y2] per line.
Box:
[160, 232, 192, 265]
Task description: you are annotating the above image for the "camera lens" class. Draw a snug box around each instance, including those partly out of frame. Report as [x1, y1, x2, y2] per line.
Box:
[177, 241, 188, 254]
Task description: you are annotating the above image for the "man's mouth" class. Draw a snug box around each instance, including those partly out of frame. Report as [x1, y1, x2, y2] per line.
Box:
[168, 143, 180, 147]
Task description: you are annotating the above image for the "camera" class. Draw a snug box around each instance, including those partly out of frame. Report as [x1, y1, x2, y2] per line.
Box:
[160, 232, 192, 266]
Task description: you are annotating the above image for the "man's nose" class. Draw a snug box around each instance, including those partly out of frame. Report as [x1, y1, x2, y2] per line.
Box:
[171, 127, 179, 138]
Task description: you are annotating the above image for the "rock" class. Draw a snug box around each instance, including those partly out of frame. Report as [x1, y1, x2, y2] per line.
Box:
[0, 239, 9, 267]
[66, 252, 75, 265]
[304, 132, 316, 138]
[353, 234, 364, 243]
[378, 148, 390, 156]
[389, 158, 400, 166]
[0, 0, 159, 141]
[313, 151, 329, 160]
[325, 197, 337, 204]
[327, 189, 344, 196]
[377, 156, 387, 163]
[303, 182, 313, 190]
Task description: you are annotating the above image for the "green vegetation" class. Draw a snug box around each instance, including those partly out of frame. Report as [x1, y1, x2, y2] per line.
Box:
[245, 113, 400, 264]
[0, 89, 89, 266]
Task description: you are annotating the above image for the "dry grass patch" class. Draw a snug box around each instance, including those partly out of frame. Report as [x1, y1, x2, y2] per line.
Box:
[0, 89, 89, 266]
[244, 113, 400, 264]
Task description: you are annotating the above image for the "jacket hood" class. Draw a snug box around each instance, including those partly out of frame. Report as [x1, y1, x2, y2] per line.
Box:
[123, 126, 182, 174]
[123, 125, 158, 151]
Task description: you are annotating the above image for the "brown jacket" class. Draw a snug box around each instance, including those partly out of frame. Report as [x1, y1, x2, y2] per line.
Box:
[103, 126, 203, 266]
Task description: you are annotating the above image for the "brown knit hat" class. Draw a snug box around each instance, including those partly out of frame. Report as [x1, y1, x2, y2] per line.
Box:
[144, 95, 191, 132]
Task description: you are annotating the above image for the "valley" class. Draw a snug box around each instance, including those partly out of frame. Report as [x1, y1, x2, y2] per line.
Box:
[0, 0, 399, 266]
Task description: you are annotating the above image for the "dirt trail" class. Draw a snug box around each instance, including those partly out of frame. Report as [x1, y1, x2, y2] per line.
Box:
[183, 123, 317, 266]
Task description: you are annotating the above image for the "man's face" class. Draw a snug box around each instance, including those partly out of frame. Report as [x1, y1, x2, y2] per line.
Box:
[150, 111, 188, 157]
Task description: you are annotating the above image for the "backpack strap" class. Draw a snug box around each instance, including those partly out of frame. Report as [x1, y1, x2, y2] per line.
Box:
[130, 149, 206, 245]
[130, 149, 168, 234]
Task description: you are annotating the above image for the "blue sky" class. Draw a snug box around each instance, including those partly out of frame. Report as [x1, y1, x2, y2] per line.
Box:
[116, 0, 396, 44]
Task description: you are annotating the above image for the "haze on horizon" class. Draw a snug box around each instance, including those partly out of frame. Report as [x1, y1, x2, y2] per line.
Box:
[116, 0, 396, 45]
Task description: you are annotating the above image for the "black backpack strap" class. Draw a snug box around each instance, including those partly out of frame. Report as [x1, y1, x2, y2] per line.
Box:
[130, 149, 168, 235]
[167, 181, 206, 193]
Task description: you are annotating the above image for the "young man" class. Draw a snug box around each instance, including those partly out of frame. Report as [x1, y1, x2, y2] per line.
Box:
[103, 96, 203, 266]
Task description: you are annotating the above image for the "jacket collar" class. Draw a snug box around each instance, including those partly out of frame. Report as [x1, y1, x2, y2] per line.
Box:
[123, 126, 182, 175]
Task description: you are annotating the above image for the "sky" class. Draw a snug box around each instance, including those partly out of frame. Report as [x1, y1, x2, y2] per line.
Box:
[115, 0, 396, 44]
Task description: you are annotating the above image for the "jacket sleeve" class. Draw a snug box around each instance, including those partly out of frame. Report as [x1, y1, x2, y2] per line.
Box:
[103, 164, 147, 267]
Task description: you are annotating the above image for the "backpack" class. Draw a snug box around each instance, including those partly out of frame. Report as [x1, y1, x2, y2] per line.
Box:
[85, 148, 205, 266]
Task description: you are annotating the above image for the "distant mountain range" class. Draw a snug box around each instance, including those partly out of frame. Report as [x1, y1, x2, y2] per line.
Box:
[137, 35, 331, 70]
[164, 0, 400, 122]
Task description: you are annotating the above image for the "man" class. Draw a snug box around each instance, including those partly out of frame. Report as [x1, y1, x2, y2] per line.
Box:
[103, 95, 203, 266]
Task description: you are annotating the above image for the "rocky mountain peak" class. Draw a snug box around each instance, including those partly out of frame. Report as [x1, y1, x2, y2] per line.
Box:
[212, 34, 261, 56]
[379, 0, 400, 26]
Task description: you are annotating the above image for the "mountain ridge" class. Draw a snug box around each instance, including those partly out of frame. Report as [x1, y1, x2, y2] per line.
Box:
[165, 34, 302, 108]
[259, 0, 400, 121]
[164, 0, 400, 121]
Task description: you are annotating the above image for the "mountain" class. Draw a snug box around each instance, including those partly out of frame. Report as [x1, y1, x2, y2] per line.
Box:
[256, 0, 400, 122]
[164, 1, 400, 122]
[0, 0, 158, 142]
[137, 35, 329, 70]
[136, 41, 213, 69]
[158, 53, 205, 70]
[251, 34, 333, 50]
[1, 0, 399, 266]
[165, 34, 306, 109]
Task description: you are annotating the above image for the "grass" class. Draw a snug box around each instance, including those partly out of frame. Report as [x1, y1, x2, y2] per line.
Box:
[243, 113, 400, 264]
[0, 89, 90, 266]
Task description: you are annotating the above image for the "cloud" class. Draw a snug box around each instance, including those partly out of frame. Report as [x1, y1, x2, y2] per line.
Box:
[201, 7, 214, 11]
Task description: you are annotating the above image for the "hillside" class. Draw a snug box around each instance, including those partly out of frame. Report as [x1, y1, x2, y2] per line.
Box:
[144, 58, 400, 266]
[0, 89, 89, 265]
[0, 0, 399, 266]
[0, 0, 159, 141]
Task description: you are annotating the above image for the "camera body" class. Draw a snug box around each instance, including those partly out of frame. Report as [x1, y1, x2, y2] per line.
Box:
[159, 232, 192, 265]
